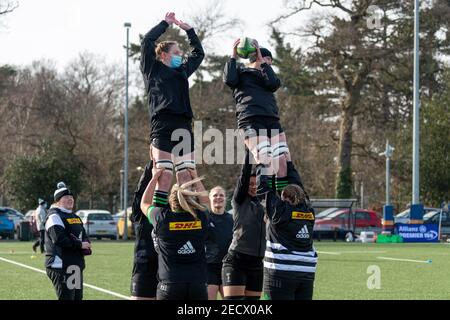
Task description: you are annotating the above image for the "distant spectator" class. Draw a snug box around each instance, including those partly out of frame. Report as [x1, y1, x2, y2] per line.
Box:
[32, 199, 47, 254]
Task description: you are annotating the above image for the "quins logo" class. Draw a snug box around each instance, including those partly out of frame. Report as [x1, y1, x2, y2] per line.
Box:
[66, 218, 82, 225]
[169, 221, 202, 231]
[292, 212, 314, 221]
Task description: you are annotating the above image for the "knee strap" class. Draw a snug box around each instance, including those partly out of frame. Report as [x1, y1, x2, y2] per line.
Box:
[155, 160, 174, 171]
[255, 141, 272, 157]
[174, 160, 196, 172]
[272, 142, 289, 158]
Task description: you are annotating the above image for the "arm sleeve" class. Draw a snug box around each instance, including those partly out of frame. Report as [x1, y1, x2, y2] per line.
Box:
[146, 206, 159, 226]
[183, 28, 205, 77]
[140, 20, 169, 76]
[223, 58, 240, 88]
[45, 215, 82, 250]
[232, 149, 252, 205]
[256, 165, 290, 225]
[260, 63, 281, 92]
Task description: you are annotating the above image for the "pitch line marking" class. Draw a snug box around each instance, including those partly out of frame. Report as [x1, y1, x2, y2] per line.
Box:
[377, 256, 432, 264]
[0, 256, 131, 300]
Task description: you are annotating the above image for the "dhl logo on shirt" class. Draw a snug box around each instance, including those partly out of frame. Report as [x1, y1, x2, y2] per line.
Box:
[169, 221, 202, 231]
[66, 218, 83, 225]
[292, 212, 314, 221]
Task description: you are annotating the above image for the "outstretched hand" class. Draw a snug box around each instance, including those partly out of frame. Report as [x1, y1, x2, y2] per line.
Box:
[232, 38, 240, 58]
[165, 12, 177, 25]
[175, 19, 192, 31]
[252, 39, 264, 63]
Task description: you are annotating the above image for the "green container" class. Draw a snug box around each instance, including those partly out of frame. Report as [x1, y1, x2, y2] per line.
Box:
[376, 234, 403, 243]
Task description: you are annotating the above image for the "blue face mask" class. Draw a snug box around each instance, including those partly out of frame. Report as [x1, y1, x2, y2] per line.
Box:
[170, 55, 183, 68]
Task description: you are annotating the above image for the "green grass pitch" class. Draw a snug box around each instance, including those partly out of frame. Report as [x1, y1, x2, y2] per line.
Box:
[0, 241, 449, 300]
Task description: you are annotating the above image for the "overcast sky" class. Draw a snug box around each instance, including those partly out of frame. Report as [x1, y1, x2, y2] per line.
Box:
[0, 0, 307, 70]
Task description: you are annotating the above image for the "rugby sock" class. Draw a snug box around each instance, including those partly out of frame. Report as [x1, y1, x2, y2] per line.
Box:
[276, 177, 289, 192]
[267, 177, 274, 190]
[153, 190, 168, 207]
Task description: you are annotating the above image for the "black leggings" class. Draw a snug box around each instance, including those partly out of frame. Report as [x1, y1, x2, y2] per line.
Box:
[47, 268, 83, 301]
[33, 230, 45, 253]
[263, 270, 314, 300]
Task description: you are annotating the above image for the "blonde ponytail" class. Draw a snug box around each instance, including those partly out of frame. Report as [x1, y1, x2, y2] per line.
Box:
[169, 176, 209, 219]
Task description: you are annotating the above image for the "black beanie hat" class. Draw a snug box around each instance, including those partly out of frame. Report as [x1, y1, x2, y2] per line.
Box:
[249, 47, 273, 63]
[54, 182, 74, 202]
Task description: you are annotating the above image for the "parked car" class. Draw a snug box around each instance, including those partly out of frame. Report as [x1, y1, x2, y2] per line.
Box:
[314, 209, 381, 241]
[423, 209, 450, 236]
[24, 210, 38, 237]
[115, 207, 135, 239]
[394, 207, 440, 224]
[0, 208, 15, 239]
[0, 207, 25, 236]
[76, 210, 117, 240]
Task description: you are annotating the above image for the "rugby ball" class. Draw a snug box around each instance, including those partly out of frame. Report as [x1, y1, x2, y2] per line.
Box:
[236, 37, 256, 59]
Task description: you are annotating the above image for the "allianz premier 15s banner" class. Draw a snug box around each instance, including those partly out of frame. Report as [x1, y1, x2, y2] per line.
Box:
[394, 224, 440, 243]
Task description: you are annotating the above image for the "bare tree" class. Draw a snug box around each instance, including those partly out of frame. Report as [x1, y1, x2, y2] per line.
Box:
[0, 0, 18, 16]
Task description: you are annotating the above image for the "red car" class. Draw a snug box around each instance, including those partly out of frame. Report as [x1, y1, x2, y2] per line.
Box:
[313, 209, 382, 241]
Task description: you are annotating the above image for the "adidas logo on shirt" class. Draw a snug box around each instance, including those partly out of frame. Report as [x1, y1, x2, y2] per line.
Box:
[177, 241, 196, 255]
[296, 225, 310, 239]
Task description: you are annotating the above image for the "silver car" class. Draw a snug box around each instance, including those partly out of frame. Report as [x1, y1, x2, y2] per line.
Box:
[76, 210, 117, 240]
[394, 207, 440, 224]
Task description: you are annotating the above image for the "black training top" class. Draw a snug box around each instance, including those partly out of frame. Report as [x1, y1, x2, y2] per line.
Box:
[256, 161, 318, 276]
[223, 58, 281, 125]
[140, 20, 205, 121]
[44, 207, 88, 270]
[148, 207, 208, 283]
[228, 150, 266, 258]
[205, 211, 233, 264]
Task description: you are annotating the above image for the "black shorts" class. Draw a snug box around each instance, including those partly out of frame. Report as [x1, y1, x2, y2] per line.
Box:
[131, 271, 158, 299]
[238, 116, 284, 139]
[46, 268, 83, 301]
[263, 269, 315, 300]
[130, 241, 158, 298]
[207, 263, 223, 286]
[156, 282, 208, 300]
[221, 250, 264, 292]
[150, 114, 194, 155]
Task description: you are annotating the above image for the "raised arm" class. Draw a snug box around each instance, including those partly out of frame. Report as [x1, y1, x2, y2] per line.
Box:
[223, 39, 241, 88]
[140, 169, 164, 217]
[251, 40, 281, 92]
[140, 13, 177, 76]
[175, 19, 205, 78]
[131, 160, 153, 223]
[256, 164, 289, 224]
[232, 148, 252, 205]
[286, 161, 310, 201]
[260, 63, 281, 92]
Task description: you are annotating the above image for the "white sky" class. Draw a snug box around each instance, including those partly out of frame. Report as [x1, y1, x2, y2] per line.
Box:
[0, 0, 309, 70]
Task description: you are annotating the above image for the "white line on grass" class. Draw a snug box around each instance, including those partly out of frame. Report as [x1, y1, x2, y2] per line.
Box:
[317, 250, 387, 255]
[0, 256, 131, 300]
[338, 251, 388, 254]
[316, 251, 341, 255]
[377, 256, 432, 264]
